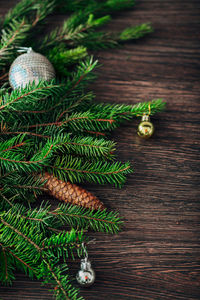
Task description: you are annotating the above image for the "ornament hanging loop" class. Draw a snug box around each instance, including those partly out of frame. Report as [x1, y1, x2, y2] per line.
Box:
[16, 46, 33, 54]
[148, 102, 151, 115]
[87, 238, 96, 245]
[82, 242, 88, 260]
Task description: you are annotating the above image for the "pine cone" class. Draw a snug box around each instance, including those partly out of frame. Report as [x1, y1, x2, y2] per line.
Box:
[40, 172, 105, 210]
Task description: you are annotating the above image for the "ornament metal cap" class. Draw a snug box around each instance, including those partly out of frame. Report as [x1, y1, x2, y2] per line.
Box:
[141, 114, 150, 122]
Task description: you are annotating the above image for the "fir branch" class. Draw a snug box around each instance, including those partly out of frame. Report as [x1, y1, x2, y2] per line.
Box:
[1, 0, 56, 70]
[0, 131, 50, 139]
[0, 18, 31, 69]
[55, 92, 94, 121]
[0, 210, 85, 299]
[0, 201, 123, 235]
[54, 134, 116, 160]
[69, 56, 98, 90]
[0, 80, 65, 112]
[48, 156, 132, 187]
[119, 23, 153, 41]
[104, 0, 136, 11]
[3, 246, 35, 277]
[40, 3, 151, 51]
[55, 0, 136, 14]
[0, 244, 15, 284]
[1, 142, 25, 153]
[82, 130, 106, 137]
[3, 0, 36, 26]
[3, 0, 35, 26]
[74, 23, 153, 50]
[0, 215, 42, 252]
[64, 112, 115, 131]
[41, 230, 84, 260]
[27, 111, 116, 133]
[4, 0, 56, 29]
[0, 58, 97, 123]
[0, 137, 54, 173]
[0, 173, 46, 202]
[88, 99, 166, 120]
[31, 0, 56, 26]
[40, 12, 111, 51]
[42, 261, 70, 300]
[49, 203, 123, 234]
[0, 1, 166, 298]
[47, 45, 88, 76]
[0, 191, 17, 207]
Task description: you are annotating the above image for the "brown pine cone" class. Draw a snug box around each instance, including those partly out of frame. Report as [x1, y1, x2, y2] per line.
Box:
[40, 172, 105, 210]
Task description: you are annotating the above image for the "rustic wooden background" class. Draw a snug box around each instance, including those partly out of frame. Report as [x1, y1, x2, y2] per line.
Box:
[0, 0, 200, 299]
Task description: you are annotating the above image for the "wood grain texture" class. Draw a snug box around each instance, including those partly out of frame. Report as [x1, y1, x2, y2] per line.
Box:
[0, 0, 200, 299]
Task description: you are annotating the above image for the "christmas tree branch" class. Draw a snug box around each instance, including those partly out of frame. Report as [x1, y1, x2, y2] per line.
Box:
[49, 204, 123, 234]
[0, 210, 85, 299]
[0, 0, 166, 297]
[16, 113, 115, 132]
[89, 99, 166, 120]
[3, 0, 55, 26]
[0, 243, 15, 284]
[0, 80, 65, 112]
[0, 0, 56, 70]
[48, 156, 132, 187]
[40, 11, 152, 52]
[55, 0, 136, 14]
[0, 131, 50, 139]
[0, 137, 54, 173]
[0, 200, 123, 235]
[47, 45, 88, 76]
[52, 134, 116, 160]
[75, 23, 153, 50]
[0, 18, 31, 70]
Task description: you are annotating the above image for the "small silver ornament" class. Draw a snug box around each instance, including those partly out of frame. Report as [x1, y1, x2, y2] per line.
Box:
[76, 257, 95, 287]
[76, 243, 95, 287]
[9, 47, 55, 89]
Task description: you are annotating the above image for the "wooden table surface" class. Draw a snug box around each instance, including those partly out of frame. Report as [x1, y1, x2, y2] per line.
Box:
[0, 1, 200, 299]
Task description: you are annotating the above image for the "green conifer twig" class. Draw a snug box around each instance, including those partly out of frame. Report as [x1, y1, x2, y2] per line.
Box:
[0, 0, 166, 298]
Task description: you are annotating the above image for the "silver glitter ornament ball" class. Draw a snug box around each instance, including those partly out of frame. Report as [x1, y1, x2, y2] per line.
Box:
[9, 47, 55, 89]
[76, 258, 95, 287]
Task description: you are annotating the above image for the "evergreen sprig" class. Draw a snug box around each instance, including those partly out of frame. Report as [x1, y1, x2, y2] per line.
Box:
[0, 0, 166, 299]
[0, 136, 54, 173]
[49, 156, 132, 186]
[3, 0, 55, 26]
[55, 0, 136, 14]
[54, 134, 116, 160]
[0, 18, 31, 69]
[49, 203, 123, 234]
[40, 11, 152, 53]
[0, 208, 85, 299]
[0, 0, 56, 70]
[0, 201, 123, 235]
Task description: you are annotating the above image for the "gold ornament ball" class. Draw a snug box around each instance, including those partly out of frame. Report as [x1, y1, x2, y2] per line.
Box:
[137, 115, 154, 139]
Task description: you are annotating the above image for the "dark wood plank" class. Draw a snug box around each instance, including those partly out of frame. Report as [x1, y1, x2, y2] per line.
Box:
[0, 0, 200, 299]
